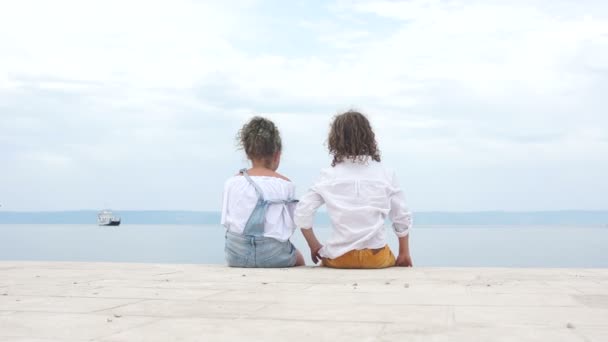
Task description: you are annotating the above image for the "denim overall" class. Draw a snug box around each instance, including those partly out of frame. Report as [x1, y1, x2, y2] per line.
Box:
[225, 169, 298, 268]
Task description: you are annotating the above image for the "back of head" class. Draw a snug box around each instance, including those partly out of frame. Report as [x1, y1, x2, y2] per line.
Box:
[328, 110, 381, 167]
[237, 116, 282, 166]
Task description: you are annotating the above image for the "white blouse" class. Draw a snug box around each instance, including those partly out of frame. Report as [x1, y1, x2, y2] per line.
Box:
[294, 160, 412, 259]
[221, 175, 297, 242]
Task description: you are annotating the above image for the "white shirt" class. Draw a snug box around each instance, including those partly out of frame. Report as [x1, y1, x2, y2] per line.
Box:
[294, 160, 412, 259]
[221, 175, 297, 242]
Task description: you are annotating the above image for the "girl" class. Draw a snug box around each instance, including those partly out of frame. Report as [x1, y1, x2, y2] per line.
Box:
[294, 111, 413, 268]
[221, 116, 305, 267]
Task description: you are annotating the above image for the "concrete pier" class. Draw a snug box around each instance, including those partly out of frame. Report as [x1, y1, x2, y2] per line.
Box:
[0, 262, 607, 341]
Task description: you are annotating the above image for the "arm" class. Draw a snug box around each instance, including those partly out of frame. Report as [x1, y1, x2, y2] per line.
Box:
[388, 171, 413, 267]
[294, 184, 326, 264]
[301, 228, 323, 264]
[396, 235, 413, 267]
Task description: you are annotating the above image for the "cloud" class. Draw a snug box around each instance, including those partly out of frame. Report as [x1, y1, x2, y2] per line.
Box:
[0, 0, 607, 211]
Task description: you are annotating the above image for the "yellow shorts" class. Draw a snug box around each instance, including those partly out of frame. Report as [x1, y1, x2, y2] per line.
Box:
[322, 245, 396, 269]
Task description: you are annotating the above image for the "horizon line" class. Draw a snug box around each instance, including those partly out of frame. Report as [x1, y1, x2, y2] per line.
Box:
[2, 209, 608, 213]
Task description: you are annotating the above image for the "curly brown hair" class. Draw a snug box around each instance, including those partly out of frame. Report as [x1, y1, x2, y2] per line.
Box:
[237, 116, 282, 166]
[328, 110, 381, 167]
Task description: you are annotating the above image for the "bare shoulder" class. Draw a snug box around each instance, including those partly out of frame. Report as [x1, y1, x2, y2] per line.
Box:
[273, 171, 292, 182]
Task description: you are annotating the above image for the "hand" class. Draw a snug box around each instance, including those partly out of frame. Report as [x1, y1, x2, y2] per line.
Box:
[310, 245, 323, 264]
[395, 253, 413, 267]
[300, 228, 323, 264]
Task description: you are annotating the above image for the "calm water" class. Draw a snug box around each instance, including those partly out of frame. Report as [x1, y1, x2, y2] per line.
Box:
[1, 224, 607, 267]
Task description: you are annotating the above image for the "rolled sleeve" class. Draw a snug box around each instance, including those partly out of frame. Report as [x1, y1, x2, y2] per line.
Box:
[393, 222, 411, 237]
[388, 171, 413, 237]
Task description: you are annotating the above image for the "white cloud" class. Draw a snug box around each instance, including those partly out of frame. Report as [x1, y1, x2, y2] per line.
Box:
[0, 0, 607, 211]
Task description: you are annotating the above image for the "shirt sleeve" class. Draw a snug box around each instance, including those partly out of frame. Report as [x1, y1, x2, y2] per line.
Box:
[220, 179, 230, 228]
[388, 171, 412, 237]
[294, 174, 326, 229]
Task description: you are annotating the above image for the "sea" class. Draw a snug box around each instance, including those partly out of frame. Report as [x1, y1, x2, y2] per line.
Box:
[1, 224, 607, 267]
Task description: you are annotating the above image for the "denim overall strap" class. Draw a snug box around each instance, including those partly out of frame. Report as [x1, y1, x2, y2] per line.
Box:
[239, 168, 265, 201]
[240, 169, 268, 237]
[266, 199, 299, 205]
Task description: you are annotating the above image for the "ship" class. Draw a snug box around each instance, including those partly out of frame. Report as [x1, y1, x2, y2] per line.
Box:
[97, 209, 121, 226]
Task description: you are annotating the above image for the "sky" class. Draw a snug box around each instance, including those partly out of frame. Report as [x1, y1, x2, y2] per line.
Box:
[1, 0, 607, 212]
